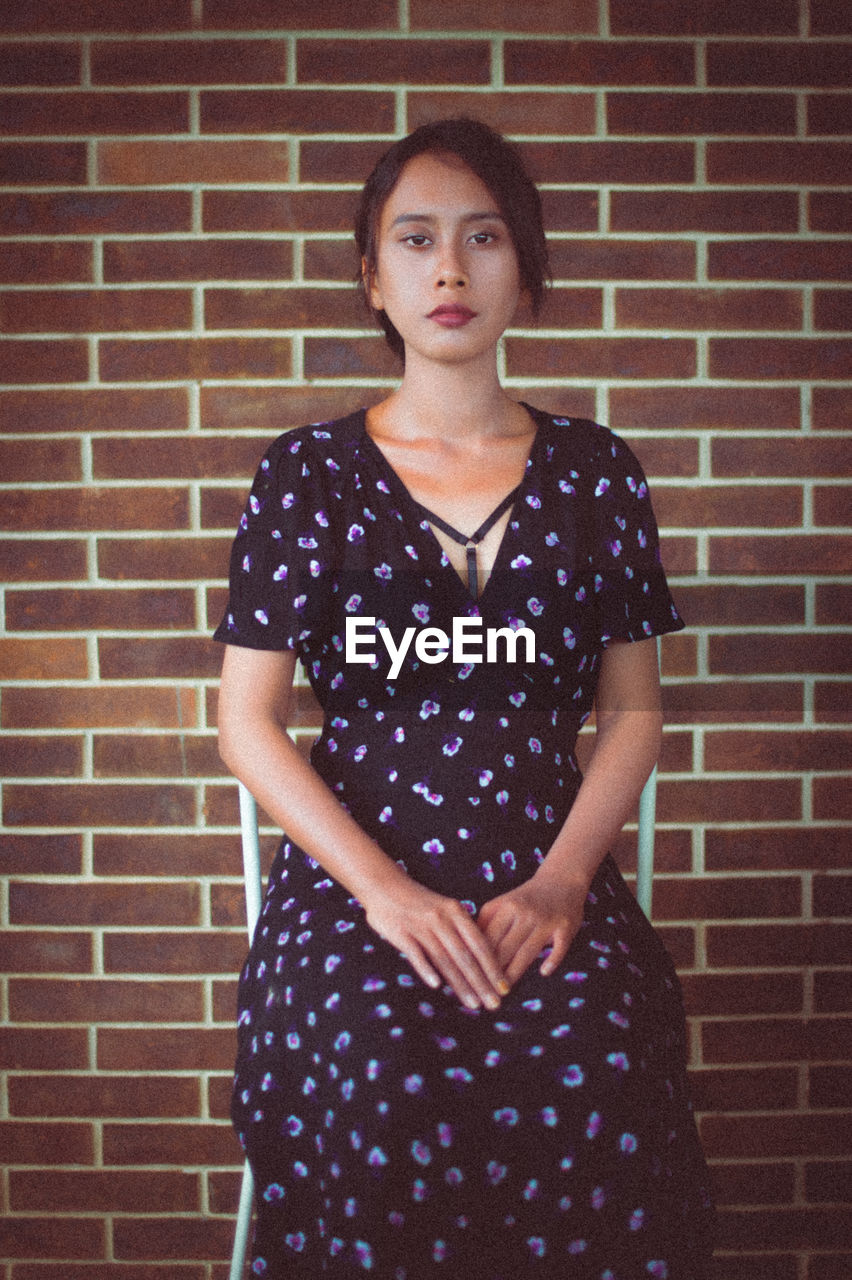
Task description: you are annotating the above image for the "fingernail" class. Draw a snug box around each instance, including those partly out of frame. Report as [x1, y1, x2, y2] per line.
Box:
[465, 994, 480, 1009]
[485, 994, 500, 1010]
[497, 979, 510, 996]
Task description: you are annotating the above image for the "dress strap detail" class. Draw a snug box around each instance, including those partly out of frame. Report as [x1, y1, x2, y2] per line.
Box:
[412, 486, 520, 597]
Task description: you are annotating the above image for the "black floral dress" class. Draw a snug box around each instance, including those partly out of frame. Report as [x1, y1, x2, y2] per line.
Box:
[214, 406, 715, 1279]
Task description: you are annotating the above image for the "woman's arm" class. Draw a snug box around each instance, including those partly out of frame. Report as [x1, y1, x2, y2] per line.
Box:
[478, 636, 663, 987]
[218, 644, 506, 1009]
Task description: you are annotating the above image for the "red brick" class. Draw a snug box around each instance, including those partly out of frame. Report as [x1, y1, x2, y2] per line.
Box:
[201, 485, 252, 530]
[0, 90, 187, 135]
[813, 387, 852, 431]
[691, 1066, 798, 1114]
[0, 1026, 88, 1070]
[5, 588, 194, 631]
[663, 679, 803, 724]
[200, 385, 380, 434]
[10, 978, 203, 1024]
[504, 386, 598, 423]
[207, 1070, 234, 1117]
[298, 38, 490, 84]
[814, 873, 852, 919]
[93, 833, 250, 878]
[708, 142, 852, 185]
[703, 1017, 852, 1065]
[0, 190, 191, 236]
[104, 931, 244, 975]
[711, 1158, 797, 1205]
[0, 386, 188, 434]
[710, 632, 849, 675]
[0, 833, 82, 875]
[617, 287, 801, 332]
[654, 925, 696, 968]
[304, 336, 402, 379]
[815, 290, 852, 332]
[674, 583, 805, 627]
[610, 386, 801, 432]
[709, 239, 852, 282]
[706, 922, 852, 968]
[0, 734, 83, 778]
[813, 775, 852, 821]
[805, 1158, 852, 1203]
[0, 1217, 103, 1260]
[408, 91, 597, 137]
[808, 93, 852, 136]
[0, 535, 89, 586]
[205, 285, 366, 331]
[303, 236, 360, 282]
[705, 730, 851, 773]
[98, 1026, 234, 1071]
[100, 336, 293, 382]
[811, 0, 852, 33]
[654, 484, 801, 528]
[549, 238, 695, 281]
[682, 973, 803, 1018]
[815, 680, 852, 721]
[92, 435, 266, 481]
[10, 881, 199, 928]
[12, 1267, 207, 1280]
[506, 337, 695, 380]
[0, 288, 191, 334]
[0, 240, 91, 284]
[808, 1257, 852, 1280]
[714, 436, 851, 478]
[2, 488, 189, 535]
[706, 827, 850, 872]
[9, 1168, 198, 1213]
[10, 1073, 199, 1119]
[0, 438, 80, 482]
[658, 777, 800, 823]
[653, 874, 801, 921]
[711, 338, 852, 381]
[98, 637, 222, 680]
[300, 137, 401, 184]
[98, 139, 292, 185]
[411, 0, 599, 32]
[92, 37, 289, 84]
[541, 191, 600, 233]
[504, 39, 695, 86]
[203, 188, 355, 234]
[2, 1120, 93, 1166]
[0, 40, 80, 85]
[809, 192, 852, 233]
[522, 140, 695, 185]
[97, 537, 230, 583]
[714, 1206, 850, 1251]
[3, 784, 196, 828]
[0, 637, 88, 678]
[101, 1121, 234, 1166]
[0, 0, 191, 32]
[813, 483, 849, 524]
[0, 928, 92, 973]
[608, 91, 796, 136]
[93, 732, 221, 779]
[611, 189, 799, 234]
[710, 534, 852, 575]
[202, 0, 395, 26]
[201, 87, 393, 133]
[0, 141, 86, 185]
[708, 42, 852, 87]
[0, 338, 88, 384]
[104, 238, 292, 284]
[810, 1065, 852, 1111]
[703, 1112, 851, 1160]
[816, 585, 852, 628]
[610, 0, 798, 34]
[112, 1215, 233, 1261]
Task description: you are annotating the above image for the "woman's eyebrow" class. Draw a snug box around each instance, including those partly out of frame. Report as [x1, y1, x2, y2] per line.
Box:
[389, 210, 506, 228]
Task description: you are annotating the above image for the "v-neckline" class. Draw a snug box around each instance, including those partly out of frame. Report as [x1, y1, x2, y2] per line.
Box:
[358, 404, 546, 606]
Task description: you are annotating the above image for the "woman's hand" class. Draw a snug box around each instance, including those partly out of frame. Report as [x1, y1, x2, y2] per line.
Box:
[477, 873, 589, 990]
[364, 879, 508, 1011]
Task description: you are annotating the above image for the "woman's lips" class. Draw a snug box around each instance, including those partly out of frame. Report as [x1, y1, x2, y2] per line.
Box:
[428, 303, 477, 327]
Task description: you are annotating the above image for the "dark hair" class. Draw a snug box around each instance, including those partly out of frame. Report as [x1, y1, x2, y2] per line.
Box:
[354, 118, 550, 363]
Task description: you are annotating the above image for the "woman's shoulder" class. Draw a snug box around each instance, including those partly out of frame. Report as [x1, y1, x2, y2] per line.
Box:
[529, 406, 640, 472]
[263, 408, 366, 463]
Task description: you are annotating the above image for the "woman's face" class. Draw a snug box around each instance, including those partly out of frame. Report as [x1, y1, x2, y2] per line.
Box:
[366, 151, 523, 368]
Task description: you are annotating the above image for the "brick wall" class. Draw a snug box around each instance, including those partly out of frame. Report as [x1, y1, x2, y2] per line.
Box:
[1, 0, 849, 1276]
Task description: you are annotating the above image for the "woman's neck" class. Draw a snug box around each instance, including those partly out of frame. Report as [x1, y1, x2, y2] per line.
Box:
[373, 349, 525, 442]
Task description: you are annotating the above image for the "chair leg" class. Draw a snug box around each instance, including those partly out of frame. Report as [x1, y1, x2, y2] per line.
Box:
[228, 1159, 254, 1280]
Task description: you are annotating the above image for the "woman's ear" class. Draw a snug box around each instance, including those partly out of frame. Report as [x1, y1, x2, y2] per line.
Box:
[361, 255, 383, 311]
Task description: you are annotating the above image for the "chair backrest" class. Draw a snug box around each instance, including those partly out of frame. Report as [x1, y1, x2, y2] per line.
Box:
[238, 782, 263, 941]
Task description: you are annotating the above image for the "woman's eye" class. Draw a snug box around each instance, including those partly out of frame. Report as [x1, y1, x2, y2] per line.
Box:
[470, 231, 496, 245]
[402, 234, 430, 247]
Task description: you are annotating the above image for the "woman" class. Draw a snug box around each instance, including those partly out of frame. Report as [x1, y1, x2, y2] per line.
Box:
[215, 119, 714, 1279]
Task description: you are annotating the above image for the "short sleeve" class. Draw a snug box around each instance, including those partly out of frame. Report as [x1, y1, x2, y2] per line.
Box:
[590, 429, 684, 646]
[213, 429, 338, 652]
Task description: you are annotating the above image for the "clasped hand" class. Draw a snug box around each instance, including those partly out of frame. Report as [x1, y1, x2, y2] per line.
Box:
[365, 874, 587, 1010]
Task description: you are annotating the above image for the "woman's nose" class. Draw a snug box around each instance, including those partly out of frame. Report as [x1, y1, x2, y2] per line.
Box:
[435, 244, 467, 288]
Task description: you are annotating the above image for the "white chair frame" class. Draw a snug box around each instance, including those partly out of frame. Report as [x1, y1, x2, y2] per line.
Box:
[228, 746, 658, 1277]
